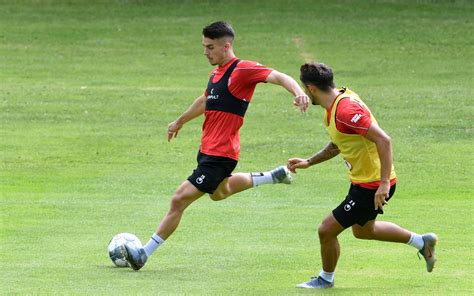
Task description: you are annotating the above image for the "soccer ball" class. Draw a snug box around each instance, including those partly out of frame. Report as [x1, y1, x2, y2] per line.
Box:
[108, 233, 142, 267]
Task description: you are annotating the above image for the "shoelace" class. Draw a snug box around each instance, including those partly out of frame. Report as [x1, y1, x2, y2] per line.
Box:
[310, 276, 327, 282]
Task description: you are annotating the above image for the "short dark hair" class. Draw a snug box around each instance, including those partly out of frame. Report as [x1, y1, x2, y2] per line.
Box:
[300, 62, 335, 91]
[202, 21, 235, 41]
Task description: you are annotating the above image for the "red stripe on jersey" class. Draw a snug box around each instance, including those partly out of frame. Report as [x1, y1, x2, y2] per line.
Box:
[353, 178, 397, 190]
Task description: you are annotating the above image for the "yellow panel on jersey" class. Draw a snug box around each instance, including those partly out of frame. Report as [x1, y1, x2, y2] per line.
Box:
[324, 88, 396, 183]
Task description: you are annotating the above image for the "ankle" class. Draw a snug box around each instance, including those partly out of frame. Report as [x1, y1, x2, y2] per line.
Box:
[319, 270, 335, 283]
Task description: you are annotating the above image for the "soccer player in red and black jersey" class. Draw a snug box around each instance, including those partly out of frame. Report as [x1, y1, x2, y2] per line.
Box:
[288, 63, 438, 289]
[123, 21, 310, 270]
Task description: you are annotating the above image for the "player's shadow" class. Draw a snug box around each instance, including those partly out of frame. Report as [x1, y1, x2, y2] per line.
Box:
[97, 264, 190, 275]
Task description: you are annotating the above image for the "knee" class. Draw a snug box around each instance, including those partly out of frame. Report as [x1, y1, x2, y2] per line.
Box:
[170, 191, 188, 212]
[209, 185, 231, 201]
[318, 224, 332, 242]
[209, 193, 221, 201]
[209, 191, 226, 201]
[318, 216, 342, 242]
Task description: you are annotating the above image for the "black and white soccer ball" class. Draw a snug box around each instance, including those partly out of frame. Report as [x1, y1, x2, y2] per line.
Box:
[108, 233, 142, 267]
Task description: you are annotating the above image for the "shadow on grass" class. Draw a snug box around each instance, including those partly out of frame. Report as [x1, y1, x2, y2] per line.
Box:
[96, 264, 192, 275]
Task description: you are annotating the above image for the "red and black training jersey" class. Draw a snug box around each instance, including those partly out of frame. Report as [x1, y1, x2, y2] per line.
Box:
[200, 57, 272, 160]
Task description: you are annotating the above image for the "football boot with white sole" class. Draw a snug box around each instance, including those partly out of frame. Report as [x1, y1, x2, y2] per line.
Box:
[296, 276, 334, 289]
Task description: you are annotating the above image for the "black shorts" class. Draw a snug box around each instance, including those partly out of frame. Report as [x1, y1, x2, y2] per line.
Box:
[187, 151, 238, 194]
[332, 183, 396, 228]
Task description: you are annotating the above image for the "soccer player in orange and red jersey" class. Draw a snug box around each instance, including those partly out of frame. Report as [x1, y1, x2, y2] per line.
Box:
[288, 62, 438, 289]
[123, 21, 310, 270]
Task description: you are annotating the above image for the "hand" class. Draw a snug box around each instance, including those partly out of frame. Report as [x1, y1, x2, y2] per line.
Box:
[167, 120, 183, 142]
[293, 94, 309, 113]
[287, 158, 310, 173]
[374, 181, 390, 210]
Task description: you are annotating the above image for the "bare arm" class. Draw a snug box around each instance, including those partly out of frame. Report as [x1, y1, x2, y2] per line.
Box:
[364, 123, 393, 210]
[287, 142, 340, 173]
[167, 94, 206, 142]
[265, 70, 309, 112]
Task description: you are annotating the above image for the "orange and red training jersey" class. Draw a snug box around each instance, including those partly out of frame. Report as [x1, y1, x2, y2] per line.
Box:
[200, 57, 273, 160]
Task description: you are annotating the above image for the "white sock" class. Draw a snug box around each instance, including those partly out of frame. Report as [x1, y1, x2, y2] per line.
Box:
[407, 232, 424, 250]
[143, 233, 165, 257]
[251, 172, 273, 187]
[319, 270, 334, 283]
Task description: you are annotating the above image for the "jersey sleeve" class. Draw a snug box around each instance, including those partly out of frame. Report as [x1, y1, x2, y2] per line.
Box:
[227, 60, 273, 101]
[234, 60, 273, 85]
[335, 98, 372, 136]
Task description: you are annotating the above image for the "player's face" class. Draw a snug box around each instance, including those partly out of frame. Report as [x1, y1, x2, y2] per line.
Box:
[202, 36, 229, 66]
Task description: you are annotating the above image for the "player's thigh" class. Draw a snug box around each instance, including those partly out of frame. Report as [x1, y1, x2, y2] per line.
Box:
[351, 219, 376, 239]
[172, 180, 205, 209]
[319, 213, 346, 238]
[210, 172, 252, 200]
[210, 177, 231, 200]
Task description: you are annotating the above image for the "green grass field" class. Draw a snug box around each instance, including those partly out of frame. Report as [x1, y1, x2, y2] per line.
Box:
[1, 0, 473, 294]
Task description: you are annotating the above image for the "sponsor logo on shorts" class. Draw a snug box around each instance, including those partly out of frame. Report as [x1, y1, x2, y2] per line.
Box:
[196, 174, 206, 184]
[344, 200, 356, 211]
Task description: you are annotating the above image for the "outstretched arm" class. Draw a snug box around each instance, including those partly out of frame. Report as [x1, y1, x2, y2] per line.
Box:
[364, 123, 393, 210]
[288, 142, 340, 173]
[167, 94, 206, 142]
[265, 70, 309, 113]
